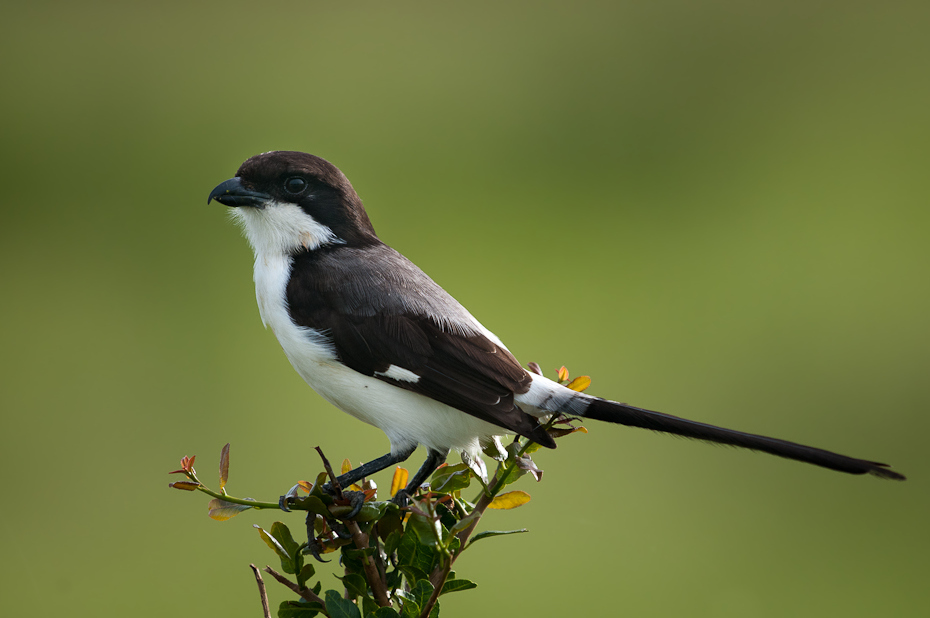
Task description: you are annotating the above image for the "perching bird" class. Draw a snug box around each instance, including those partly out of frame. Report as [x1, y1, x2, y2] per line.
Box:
[208, 151, 904, 501]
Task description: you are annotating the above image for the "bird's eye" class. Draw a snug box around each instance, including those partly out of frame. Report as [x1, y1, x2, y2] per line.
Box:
[284, 177, 308, 194]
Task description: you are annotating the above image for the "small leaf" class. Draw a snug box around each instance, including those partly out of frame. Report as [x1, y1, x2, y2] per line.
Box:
[527, 362, 543, 375]
[299, 563, 316, 583]
[219, 443, 230, 490]
[398, 597, 419, 618]
[515, 455, 543, 482]
[409, 580, 435, 612]
[390, 467, 409, 498]
[460, 451, 488, 486]
[557, 365, 569, 382]
[440, 578, 478, 595]
[324, 590, 361, 618]
[207, 498, 252, 521]
[254, 524, 293, 573]
[271, 522, 300, 562]
[430, 463, 472, 493]
[482, 436, 507, 462]
[278, 600, 323, 618]
[487, 490, 531, 510]
[168, 455, 196, 475]
[468, 529, 528, 546]
[338, 572, 370, 599]
[566, 375, 592, 392]
[168, 481, 200, 491]
[341, 459, 363, 491]
[297, 480, 315, 493]
[548, 424, 588, 438]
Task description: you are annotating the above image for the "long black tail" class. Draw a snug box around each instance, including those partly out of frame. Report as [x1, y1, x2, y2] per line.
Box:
[581, 398, 905, 480]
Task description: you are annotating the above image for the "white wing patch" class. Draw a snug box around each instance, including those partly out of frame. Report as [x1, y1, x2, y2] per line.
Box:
[375, 365, 421, 383]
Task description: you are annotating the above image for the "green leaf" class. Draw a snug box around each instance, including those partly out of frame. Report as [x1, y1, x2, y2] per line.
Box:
[396, 525, 439, 575]
[397, 564, 430, 586]
[295, 495, 332, 516]
[398, 597, 419, 618]
[430, 463, 472, 493]
[359, 595, 379, 618]
[494, 464, 526, 488]
[367, 607, 400, 618]
[278, 600, 322, 618]
[468, 529, 528, 547]
[377, 507, 404, 542]
[272, 522, 300, 560]
[338, 573, 370, 599]
[405, 511, 441, 549]
[207, 498, 253, 521]
[440, 578, 477, 595]
[255, 524, 294, 573]
[299, 563, 316, 584]
[324, 590, 361, 618]
[381, 529, 402, 556]
[409, 580, 434, 610]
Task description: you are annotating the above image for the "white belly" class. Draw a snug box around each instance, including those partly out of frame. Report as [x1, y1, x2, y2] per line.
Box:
[253, 251, 503, 456]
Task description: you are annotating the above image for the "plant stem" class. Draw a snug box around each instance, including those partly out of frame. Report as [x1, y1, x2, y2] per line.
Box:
[250, 564, 272, 618]
[264, 566, 325, 605]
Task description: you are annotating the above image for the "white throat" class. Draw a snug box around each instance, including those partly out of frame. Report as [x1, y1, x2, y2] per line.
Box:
[229, 201, 344, 257]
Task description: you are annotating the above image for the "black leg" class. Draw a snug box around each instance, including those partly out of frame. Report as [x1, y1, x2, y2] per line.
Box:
[392, 448, 449, 506]
[335, 444, 417, 488]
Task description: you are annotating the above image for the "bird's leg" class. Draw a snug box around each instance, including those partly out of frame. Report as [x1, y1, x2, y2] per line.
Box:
[392, 448, 449, 507]
[333, 445, 417, 488]
[279, 445, 418, 511]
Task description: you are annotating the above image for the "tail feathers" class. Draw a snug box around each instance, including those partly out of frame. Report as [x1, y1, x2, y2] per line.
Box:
[581, 398, 905, 480]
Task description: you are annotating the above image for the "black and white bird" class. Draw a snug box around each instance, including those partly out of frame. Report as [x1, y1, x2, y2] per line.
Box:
[208, 151, 904, 500]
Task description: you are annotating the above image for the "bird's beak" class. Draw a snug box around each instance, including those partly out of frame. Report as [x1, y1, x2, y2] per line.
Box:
[207, 177, 272, 208]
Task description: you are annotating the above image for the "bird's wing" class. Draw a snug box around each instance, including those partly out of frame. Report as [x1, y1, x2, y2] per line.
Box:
[285, 245, 556, 447]
[326, 310, 555, 448]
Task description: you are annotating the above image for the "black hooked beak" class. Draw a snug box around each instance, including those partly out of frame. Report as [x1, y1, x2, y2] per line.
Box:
[207, 177, 272, 208]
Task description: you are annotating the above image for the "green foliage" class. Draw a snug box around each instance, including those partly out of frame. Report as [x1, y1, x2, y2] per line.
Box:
[169, 369, 588, 617]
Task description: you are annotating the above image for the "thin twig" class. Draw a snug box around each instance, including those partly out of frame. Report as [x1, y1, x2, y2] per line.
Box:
[263, 566, 325, 605]
[249, 564, 272, 618]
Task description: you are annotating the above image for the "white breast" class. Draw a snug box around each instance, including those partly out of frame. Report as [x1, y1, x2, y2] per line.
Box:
[234, 205, 505, 457]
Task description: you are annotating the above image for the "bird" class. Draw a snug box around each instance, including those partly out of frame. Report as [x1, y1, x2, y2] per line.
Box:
[208, 150, 904, 501]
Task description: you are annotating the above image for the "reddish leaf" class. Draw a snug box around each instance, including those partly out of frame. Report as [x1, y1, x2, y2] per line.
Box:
[527, 362, 543, 376]
[168, 481, 201, 491]
[557, 366, 569, 383]
[219, 443, 230, 490]
[297, 480, 314, 493]
[169, 455, 197, 475]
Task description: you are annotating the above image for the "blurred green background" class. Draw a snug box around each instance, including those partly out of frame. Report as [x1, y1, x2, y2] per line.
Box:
[1, 1, 927, 616]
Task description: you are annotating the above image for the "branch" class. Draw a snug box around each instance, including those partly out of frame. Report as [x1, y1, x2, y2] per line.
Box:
[263, 566, 325, 606]
[317, 446, 391, 608]
[249, 564, 272, 618]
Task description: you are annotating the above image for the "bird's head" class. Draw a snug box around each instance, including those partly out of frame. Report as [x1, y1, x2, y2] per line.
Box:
[208, 151, 378, 254]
